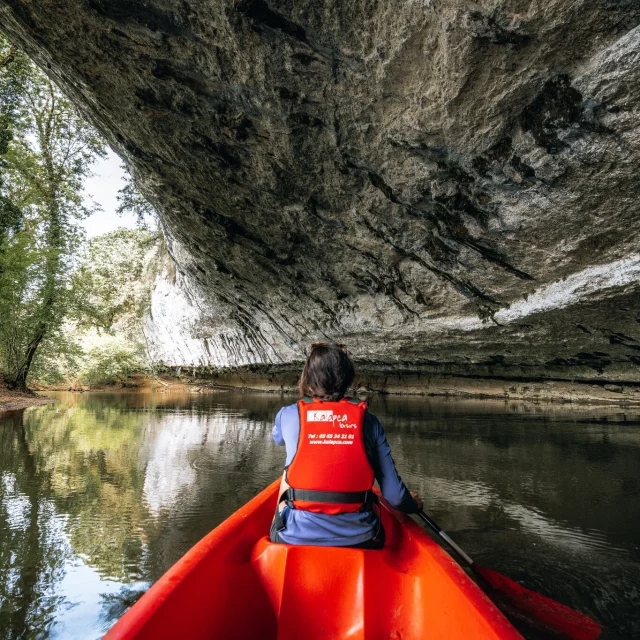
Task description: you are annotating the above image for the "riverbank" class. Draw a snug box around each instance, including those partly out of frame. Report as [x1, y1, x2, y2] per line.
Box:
[22, 366, 640, 406]
[0, 384, 55, 412]
[159, 364, 640, 405]
[7, 374, 199, 411]
[31, 373, 199, 393]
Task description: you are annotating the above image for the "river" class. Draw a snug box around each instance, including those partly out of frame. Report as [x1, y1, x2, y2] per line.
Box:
[0, 391, 638, 639]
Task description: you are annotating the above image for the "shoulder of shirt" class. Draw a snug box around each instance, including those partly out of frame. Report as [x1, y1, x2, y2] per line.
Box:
[279, 403, 300, 423]
[363, 407, 378, 420]
[363, 409, 382, 433]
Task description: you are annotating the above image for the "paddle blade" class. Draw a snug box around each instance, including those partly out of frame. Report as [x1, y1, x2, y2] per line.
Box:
[473, 564, 602, 640]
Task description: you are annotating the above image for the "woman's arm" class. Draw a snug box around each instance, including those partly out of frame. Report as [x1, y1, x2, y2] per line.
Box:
[273, 407, 295, 514]
[366, 413, 420, 513]
[272, 407, 285, 446]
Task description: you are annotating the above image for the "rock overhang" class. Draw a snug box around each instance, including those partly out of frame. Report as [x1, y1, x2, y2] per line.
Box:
[1, 0, 639, 379]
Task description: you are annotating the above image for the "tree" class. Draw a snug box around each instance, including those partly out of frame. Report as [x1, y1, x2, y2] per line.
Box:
[67, 227, 162, 385]
[70, 227, 160, 339]
[0, 35, 104, 388]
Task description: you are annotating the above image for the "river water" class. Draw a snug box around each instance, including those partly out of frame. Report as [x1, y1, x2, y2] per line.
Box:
[0, 391, 638, 639]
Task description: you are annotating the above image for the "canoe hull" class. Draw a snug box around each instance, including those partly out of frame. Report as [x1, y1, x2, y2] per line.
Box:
[104, 480, 522, 639]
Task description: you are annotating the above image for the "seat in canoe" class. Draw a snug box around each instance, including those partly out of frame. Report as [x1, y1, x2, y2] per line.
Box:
[104, 479, 522, 640]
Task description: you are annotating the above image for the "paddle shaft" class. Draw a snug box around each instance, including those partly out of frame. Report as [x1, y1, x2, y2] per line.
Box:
[417, 510, 474, 566]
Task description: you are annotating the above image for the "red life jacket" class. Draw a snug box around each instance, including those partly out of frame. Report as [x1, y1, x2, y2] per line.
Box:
[282, 397, 375, 515]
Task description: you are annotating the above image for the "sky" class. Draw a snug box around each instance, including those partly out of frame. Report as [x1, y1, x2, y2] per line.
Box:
[81, 148, 142, 238]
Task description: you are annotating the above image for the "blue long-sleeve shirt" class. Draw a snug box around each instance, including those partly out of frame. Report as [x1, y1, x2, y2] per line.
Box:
[272, 402, 418, 546]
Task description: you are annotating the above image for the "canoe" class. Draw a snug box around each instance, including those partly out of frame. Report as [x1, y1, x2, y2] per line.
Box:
[104, 479, 522, 640]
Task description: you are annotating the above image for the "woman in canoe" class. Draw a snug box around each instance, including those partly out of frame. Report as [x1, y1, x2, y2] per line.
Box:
[271, 343, 423, 548]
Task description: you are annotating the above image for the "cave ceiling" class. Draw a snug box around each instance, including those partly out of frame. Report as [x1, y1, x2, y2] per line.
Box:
[1, 0, 640, 377]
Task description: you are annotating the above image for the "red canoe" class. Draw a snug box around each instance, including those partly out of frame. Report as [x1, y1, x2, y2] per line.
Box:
[104, 479, 522, 639]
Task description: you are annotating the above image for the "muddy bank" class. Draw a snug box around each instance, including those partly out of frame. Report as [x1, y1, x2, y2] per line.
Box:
[0, 386, 55, 412]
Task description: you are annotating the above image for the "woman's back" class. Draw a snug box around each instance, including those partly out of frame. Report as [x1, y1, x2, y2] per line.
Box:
[272, 399, 418, 547]
[270, 343, 421, 548]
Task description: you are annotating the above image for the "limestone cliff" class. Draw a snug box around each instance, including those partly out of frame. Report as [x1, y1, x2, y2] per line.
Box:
[1, 0, 639, 382]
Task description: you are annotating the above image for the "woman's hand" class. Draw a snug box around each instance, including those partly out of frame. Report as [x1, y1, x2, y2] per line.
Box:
[411, 491, 423, 511]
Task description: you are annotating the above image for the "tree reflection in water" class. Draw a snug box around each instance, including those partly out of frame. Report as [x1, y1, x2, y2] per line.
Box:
[0, 391, 638, 639]
[0, 392, 285, 638]
[0, 413, 68, 639]
[98, 584, 148, 629]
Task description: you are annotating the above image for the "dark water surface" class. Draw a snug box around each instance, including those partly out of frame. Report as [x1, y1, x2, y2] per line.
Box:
[0, 391, 638, 639]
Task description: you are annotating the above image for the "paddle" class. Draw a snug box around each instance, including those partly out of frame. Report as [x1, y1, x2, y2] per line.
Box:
[416, 509, 603, 640]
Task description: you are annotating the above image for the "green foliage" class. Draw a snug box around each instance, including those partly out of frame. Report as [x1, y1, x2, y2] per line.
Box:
[0, 39, 30, 243]
[70, 228, 160, 340]
[28, 329, 83, 384]
[0, 35, 162, 388]
[64, 226, 162, 385]
[78, 339, 148, 385]
[0, 34, 105, 387]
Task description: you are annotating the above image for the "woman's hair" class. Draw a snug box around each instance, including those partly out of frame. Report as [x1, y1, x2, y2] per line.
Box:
[299, 343, 355, 401]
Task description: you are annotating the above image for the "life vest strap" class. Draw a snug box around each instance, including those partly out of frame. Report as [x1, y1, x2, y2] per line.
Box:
[279, 488, 376, 507]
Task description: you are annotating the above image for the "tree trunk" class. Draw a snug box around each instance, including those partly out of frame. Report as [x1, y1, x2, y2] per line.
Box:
[8, 327, 46, 389]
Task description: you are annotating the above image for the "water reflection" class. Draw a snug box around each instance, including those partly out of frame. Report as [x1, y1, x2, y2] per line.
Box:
[368, 396, 640, 637]
[0, 392, 638, 638]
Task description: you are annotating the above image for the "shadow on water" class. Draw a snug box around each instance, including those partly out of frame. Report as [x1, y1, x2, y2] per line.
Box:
[0, 391, 638, 638]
